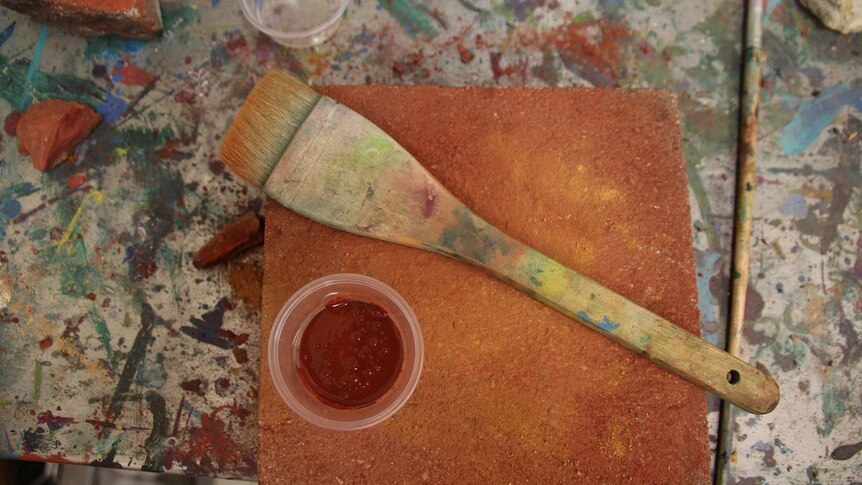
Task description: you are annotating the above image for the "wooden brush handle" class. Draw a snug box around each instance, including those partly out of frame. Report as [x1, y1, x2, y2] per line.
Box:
[426, 211, 780, 414]
[262, 96, 780, 414]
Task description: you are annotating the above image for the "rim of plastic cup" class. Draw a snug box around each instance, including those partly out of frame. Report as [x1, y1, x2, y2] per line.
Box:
[239, 0, 349, 41]
[268, 274, 424, 431]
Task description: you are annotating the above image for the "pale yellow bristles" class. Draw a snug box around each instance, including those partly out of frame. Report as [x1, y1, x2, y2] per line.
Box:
[221, 70, 321, 188]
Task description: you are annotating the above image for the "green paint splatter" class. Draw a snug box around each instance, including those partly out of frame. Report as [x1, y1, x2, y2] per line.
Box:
[0, 54, 103, 107]
[378, 0, 438, 38]
[161, 2, 202, 33]
[158, 245, 182, 306]
[571, 10, 595, 23]
[89, 307, 118, 372]
[32, 360, 42, 401]
[818, 384, 846, 437]
[55, 237, 104, 299]
[353, 135, 394, 167]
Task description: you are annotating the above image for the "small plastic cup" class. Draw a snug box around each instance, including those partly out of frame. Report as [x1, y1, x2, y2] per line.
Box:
[269, 274, 424, 431]
[239, 0, 349, 49]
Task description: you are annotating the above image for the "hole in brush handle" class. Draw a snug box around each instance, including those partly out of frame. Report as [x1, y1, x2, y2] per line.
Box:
[727, 369, 741, 385]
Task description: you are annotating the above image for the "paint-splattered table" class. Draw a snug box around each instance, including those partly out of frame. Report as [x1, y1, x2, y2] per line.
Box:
[0, 0, 859, 481]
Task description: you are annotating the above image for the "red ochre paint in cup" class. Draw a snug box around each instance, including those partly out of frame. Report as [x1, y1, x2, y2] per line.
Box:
[297, 298, 404, 408]
[269, 274, 423, 431]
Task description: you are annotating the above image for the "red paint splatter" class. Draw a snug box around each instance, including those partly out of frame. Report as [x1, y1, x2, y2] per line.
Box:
[232, 348, 248, 364]
[760, 78, 773, 89]
[180, 379, 205, 395]
[174, 91, 197, 105]
[489, 52, 526, 80]
[225, 32, 248, 55]
[173, 413, 255, 476]
[67, 175, 87, 188]
[155, 139, 181, 160]
[537, 18, 635, 87]
[39, 337, 53, 351]
[136, 261, 158, 279]
[216, 378, 230, 389]
[18, 453, 78, 465]
[392, 51, 427, 78]
[4, 111, 22, 136]
[208, 159, 225, 175]
[37, 410, 76, 430]
[220, 329, 249, 346]
[86, 292, 97, 301]
[457, 43, 474, 63]
[112, 62, 156, 87]
[490, 52, 504, 78]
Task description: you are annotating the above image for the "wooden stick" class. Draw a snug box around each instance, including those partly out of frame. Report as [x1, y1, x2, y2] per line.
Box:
[263, 97, 780, 415]
[716, 0, 764, 481]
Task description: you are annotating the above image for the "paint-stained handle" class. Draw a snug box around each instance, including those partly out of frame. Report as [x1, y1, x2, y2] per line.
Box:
[430, 213, 780, 415]
[259, 95, 779, 415]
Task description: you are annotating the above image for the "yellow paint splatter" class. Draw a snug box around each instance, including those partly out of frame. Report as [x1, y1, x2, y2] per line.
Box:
[798, 185, 832, 204]
[55, 191, 106, 256]
[0, 279, 11, 308]
[805, 287, 826, 338]
[604, 416, 628, 457]
[8, 297, 114, 385]
[570, 241, 596, 266]
[524, 255, 572, 301]
[597, 187, 621, 202]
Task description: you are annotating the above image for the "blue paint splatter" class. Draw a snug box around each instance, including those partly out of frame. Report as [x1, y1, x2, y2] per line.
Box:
[180, 298, 237, 349]
[0, 21, 15, 49]
[0, 182, 35, 238]
[18, 25, 48, 109]
[2, 199, 20, 218]
[577, 310, 621, 332]
[123, 244, 139, 263]
[96, 91, 129, 124]
[779, 194, 808, 219]
[780, 84, 862, 154]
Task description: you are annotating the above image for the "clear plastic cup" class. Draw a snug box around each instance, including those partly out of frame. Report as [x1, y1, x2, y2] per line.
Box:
[239, 0, 349, 49]
[269, 274, 424, 430]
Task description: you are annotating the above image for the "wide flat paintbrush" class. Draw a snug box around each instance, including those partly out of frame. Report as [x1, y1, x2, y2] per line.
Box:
[221, 70, 779, 414]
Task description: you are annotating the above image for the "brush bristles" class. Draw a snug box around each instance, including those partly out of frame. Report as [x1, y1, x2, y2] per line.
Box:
[221, 70, 321, 188]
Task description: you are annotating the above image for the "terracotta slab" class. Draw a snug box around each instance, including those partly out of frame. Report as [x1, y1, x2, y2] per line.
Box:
[2, 0, 162, 39]
[260, 86, 710, 483]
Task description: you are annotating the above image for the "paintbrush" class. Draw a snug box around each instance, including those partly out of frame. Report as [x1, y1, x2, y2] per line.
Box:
[221, 70, 779, 414]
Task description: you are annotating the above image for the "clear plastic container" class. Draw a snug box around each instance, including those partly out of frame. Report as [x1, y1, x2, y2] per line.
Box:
[269, 274, 424, 430]
[239, 0, 349, 49]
